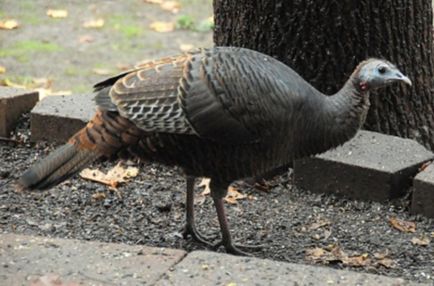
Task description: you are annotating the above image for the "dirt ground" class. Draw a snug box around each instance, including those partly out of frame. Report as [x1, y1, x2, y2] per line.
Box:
[1, 0, 434, 284]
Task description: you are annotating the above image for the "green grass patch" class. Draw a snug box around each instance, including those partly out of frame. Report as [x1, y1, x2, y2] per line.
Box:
[0, 40, 63, 62]
[106, 15, 144, 39]
[176, 15, 195, 30]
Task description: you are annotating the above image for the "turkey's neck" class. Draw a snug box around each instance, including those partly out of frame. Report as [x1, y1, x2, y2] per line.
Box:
[324, 76, 370, 150]
[295, 75, 370, 158]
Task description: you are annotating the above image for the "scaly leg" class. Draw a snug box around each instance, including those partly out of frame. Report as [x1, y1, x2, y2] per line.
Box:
[212, 194, 263, 256]
[182, 176, 213, 246]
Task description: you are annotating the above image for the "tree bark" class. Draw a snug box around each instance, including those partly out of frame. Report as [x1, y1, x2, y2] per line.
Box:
[213, 0, 434, 149]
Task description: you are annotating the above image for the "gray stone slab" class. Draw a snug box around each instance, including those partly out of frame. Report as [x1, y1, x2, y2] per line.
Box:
[31, 93, 96, 142]
[0, 233, 186, 286]
[411, 163, 434, 218]
[294, 131, 434, 201]
[157, 250, 422, 286]
[0, 87, 39, 137]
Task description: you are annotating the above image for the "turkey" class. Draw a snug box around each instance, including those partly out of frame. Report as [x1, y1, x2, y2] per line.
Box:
[17, 47, 411, 255]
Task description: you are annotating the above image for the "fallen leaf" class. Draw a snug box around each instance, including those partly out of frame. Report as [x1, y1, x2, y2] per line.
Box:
[160, 1, 181, 13]
[226, 283, 237, 286]
[388, 217, 416, 233]
[92, 68, 113, 75]
[179, 43, 194, 52]
[150, 21, 175, 32]
[144, 0, 163, 3]
[0, 78, 26, 88]
[0, 66, 5, 74]
[199, 178, 211, 195]
[224, 186, 247, 205]
[199, 179, 247, 204]
[306, 245, 371, 267]
[0, 19, 19, 30]
[342, 253, 370, 267]
[78, 35, 94, 43]
[46, 9, 68, 18]
[92, 192, 106, 201]
[80, 163, 139, 189]
[83, 18, 104, 28]
[431, 232, 434, 238]
[305, 247, 327, 261]
[376, 258, 395, 269]
[411, 236, 431, 246]
[308, 218, 331, 231]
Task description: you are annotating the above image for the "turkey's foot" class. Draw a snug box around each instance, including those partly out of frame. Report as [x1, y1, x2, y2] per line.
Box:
[212, 240, 263, 256]
[182, 223, 214, 247]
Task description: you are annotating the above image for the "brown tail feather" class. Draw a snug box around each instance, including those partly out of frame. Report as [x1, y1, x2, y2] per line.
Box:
[17, 110, 143, 191]
[16, 143, 100, 191]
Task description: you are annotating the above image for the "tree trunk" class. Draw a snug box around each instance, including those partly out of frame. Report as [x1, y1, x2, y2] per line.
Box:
[213, 0, 434, 149]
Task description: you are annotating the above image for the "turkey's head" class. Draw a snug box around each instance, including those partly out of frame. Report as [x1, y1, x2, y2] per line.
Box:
[356, 59, 411, 91]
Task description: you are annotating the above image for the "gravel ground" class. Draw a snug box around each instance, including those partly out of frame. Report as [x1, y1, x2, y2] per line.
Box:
[1, 115, 434, 284]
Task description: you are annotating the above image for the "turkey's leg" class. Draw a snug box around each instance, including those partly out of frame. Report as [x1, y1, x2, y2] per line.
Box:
[182, 176, 213, 246]
[211, 195, 262, 256]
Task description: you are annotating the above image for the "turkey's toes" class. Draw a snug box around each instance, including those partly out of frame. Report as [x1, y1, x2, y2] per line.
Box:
[213, 241, 263, 256]
[182, 224, 214, 247]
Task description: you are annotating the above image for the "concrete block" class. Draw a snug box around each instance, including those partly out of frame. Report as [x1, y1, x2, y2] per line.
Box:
[294, 131, 434, 201]
[0, 87, 38, 137]
[0, 233, 186, 286]
[411, 163, 434, 218]
[156, 251, 421, 286]
[31, 93, 96, 142]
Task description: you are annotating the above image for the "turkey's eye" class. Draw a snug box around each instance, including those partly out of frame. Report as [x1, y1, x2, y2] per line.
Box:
[378, 66, 387, 74]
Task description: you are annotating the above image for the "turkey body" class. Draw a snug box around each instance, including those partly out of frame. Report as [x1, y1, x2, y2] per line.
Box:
[18, 46, 411, 255]
[91, 47, 329, 184]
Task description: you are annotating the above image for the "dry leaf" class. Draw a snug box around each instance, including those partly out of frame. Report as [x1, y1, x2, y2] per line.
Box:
[179, 43, 194, 52]
[0, 19, 19, 30]
[376, 258, 395, 268]
[0, 78, 26, 88]
[144, 0, 163, 3]
[160, 1, 181, 13]
[83, 18, 104, 28]
[150, 21, 175, 32]
[80, 163, 139, 189]
[0, 66, 5, 74]
[343, 253, 371, 267]
[92, 192, 106, 201]
[308, 218, 331, 231]
[225, 186, 247, 205]
[199, 179, 247, 204]
[388, 217, 416, 233]
[306, 245, 371, 267]
[78, 35, 94, 43]
[411, 236, 431, 246]
[46, 9, 68, 18]
[199, 178, 211, 195]
[92, 68, 112, 75]
[305, 247, 327, 261]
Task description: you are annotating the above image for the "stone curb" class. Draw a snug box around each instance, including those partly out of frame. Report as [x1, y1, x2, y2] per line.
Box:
[294, 131, 434, 202]
[30, 94, 95, 142]
[411, 162, 434, 218]
[0, 87, 38, 137]
[0, 233, 427, 286]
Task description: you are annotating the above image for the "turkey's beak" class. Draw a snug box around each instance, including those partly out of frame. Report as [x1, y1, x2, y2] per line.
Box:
[394, 71, 412, 86]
